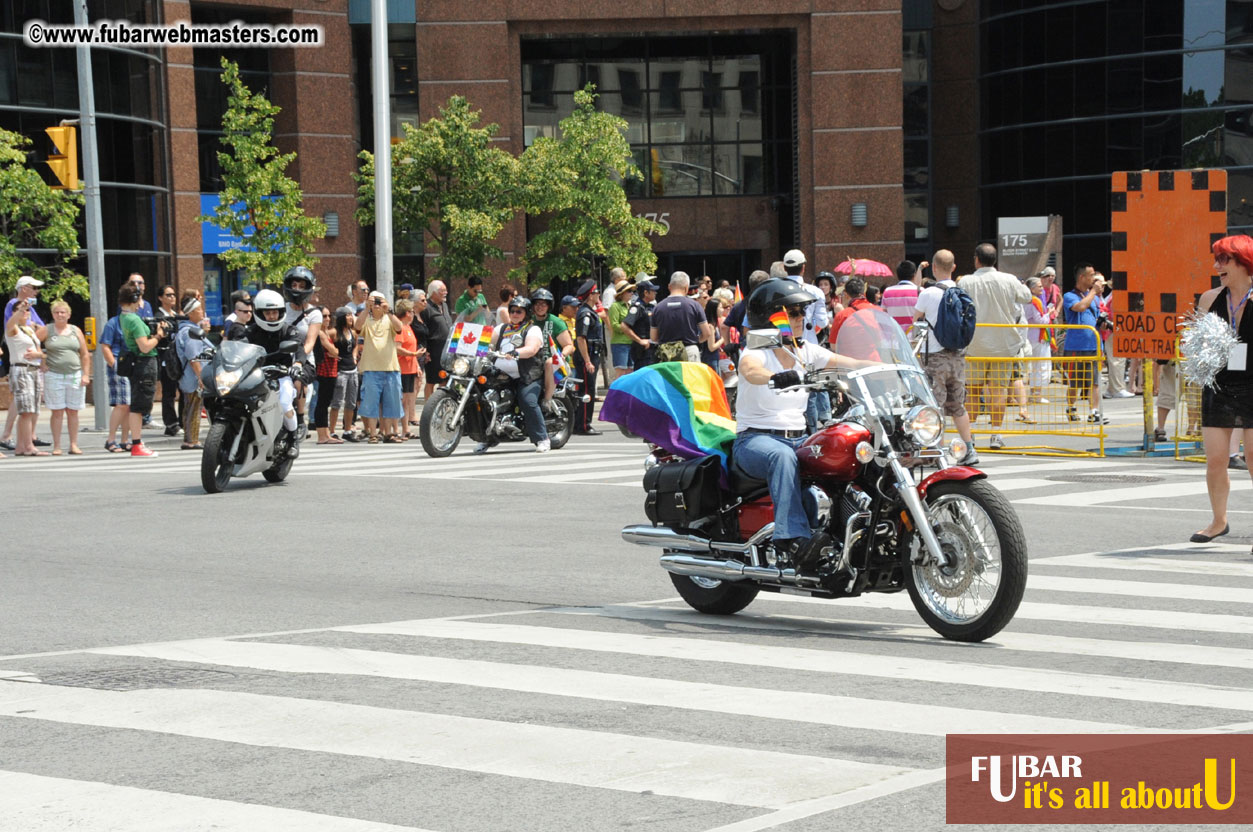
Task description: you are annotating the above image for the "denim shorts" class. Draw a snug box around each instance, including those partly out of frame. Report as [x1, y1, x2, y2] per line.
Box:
[358, 370, 402, 420]
[610, 343, 632, 370]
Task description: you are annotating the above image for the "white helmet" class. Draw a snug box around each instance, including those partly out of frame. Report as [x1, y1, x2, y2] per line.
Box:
[253, 288, 286, 331]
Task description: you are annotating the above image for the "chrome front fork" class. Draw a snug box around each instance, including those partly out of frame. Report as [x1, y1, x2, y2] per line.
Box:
[448, 378, 478, 427]
[889, 454, 951, 568]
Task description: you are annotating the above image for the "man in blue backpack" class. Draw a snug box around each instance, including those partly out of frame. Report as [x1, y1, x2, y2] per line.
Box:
[915, 249, 979, 464]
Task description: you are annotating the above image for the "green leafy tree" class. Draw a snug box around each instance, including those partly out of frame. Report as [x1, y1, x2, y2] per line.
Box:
[0, 128, 84, 299]
[516, 86, 664, 285]
[197, 58, 325, 284]
[356, 96, 517, 281]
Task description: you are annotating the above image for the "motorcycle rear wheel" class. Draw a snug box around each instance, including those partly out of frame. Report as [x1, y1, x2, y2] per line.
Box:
[200, 422, 234, 494]
[669, 571, 759, 615]
[420, 388, 462, 458]
[903, 479, 1027, 642]
[546, 396, 574, 450]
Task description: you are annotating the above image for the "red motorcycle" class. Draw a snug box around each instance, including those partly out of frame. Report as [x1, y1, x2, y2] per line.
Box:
[621, 307, 1027, 642]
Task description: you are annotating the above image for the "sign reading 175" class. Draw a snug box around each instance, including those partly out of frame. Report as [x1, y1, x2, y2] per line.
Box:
[635, 212, 671, 235]
[1001, 234, 1029, 247]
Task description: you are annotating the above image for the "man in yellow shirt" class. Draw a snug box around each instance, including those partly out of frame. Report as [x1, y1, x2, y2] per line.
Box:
[353, 291, 404, 443]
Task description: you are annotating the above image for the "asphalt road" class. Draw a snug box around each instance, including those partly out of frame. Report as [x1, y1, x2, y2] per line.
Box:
[0, 404, 1250, 831]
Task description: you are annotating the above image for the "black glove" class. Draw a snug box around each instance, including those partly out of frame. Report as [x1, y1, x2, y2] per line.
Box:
[288, 365, 304, 381]
[769, 370, 802, 390]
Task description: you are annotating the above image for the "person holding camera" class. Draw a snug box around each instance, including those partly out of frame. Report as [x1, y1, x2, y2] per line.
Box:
[154, 284, 183, 436]
[1061, 263, 1110, 425]
[354, 291, 404, 444]
[117, 283, 168, 457]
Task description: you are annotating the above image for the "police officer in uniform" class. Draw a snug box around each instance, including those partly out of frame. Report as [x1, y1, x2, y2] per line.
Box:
[573, 279, 605, 435]
[623, 278, 658, 370]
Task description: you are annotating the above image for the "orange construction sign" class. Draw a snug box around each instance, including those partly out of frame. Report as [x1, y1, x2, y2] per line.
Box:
[1109, 169, 1227, 359]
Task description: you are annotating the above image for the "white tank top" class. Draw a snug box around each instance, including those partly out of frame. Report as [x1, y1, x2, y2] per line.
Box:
[5, 324, 39, 367]
[735, 342, 835, 431]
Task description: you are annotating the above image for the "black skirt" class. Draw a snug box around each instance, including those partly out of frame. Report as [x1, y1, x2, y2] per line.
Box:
[1201, 377, 1253, 428]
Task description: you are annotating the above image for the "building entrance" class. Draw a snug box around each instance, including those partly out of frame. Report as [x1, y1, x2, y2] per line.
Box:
[657, 250, 760, 293]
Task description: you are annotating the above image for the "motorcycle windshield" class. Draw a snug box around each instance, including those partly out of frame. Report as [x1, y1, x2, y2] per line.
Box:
[213, 339, 265, 373]
[833, 306, 937, 415]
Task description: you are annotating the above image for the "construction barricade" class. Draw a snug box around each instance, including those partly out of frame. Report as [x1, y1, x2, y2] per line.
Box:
[932, 323, 1106, 457]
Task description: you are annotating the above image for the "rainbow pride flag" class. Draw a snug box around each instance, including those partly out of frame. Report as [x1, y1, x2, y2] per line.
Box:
[600, 362, 736, 471]
[447, 322, 464, 354]
[549, 335, 571, 377]
[477, 325, 494, 356]
[769, 309, 792, 338]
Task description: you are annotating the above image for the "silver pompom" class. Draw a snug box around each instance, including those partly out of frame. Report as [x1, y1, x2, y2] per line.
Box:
[1180, 310, 1240, 389]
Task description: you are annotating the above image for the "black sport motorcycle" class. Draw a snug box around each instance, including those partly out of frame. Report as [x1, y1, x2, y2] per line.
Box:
[419, 350, 578, 458]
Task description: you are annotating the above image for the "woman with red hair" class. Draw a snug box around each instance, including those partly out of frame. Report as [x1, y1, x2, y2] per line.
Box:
[1190, 234, 1253, 548]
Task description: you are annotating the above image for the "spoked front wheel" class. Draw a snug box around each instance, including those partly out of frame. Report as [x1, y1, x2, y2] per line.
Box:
[903, 479, 1027, 642]
[419, 388, 463, 458]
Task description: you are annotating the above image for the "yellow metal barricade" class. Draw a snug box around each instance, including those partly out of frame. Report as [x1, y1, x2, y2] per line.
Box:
[1170, 338, 1204, 462]
[943, 323, 1106, 457]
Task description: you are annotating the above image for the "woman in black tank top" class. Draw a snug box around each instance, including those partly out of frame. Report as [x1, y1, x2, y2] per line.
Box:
[1191, 234, 1253, 546]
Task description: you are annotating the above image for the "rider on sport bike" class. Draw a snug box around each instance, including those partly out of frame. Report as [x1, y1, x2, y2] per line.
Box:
[227, 288, 303, 451]
[732, 278, 869, 568]
[476, 295, 551, 454]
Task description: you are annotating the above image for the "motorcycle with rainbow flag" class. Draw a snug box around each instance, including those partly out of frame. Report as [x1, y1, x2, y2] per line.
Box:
[602, 305, 1027, 642]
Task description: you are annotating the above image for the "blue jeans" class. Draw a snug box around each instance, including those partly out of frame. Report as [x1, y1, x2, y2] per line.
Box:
[516, 377, 548, 442]
[359, 370, 402, 420]
[731, 431, 815, 541]
[804, 391, 831, 434]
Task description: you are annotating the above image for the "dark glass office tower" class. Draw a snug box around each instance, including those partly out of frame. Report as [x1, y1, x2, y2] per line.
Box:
[979, 0, 1249, 280]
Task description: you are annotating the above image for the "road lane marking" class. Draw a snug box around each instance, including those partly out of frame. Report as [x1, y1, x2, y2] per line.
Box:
[0, 686, 907, 809]
[88, 639, 1136, 736]
[1016, 478, 1252, 506]
[0, 771, 426, 832]
[1031, 552, 1253, 579]
[333, 619, 1253, 713]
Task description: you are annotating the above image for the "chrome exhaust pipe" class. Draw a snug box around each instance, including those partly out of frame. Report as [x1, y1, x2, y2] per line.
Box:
[621, 525, 754, 555]
[659, 553, 818, 586]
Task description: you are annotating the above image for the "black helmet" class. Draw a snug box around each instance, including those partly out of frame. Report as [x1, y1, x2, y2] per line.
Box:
[282, 266, 316, 305]
[529, 287, 554, 306]
[507, 295, 532, 312]
[746, 277, 815, 329]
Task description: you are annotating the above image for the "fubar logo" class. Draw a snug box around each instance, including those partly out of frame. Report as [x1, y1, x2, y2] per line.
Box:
[947, 734, 1251, 824]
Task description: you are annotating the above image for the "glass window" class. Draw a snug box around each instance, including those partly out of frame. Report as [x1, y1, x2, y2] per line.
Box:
[904, 192, 929, 243]
[523, 92, 575, 144]
[528, 64, 556, 105]
[594, 93, 647, 143]
[738, 70, 759, 114]
[903, 31, 928, 84]
[650, 89, 708, 143]
[713, 142, 763, 194]
[653, 144, 712, 196]
[701, 72, 724, 112]
[1229, 170, 1253, 230]
[618, 67, 644, 109]
[904, 139, 929, 190]
[17, 46, 52, 107]
[903, 85, 928, 138]
[0, 41, 14, 105]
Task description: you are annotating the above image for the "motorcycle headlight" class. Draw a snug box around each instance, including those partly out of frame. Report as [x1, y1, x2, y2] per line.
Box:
[215, 369, 242, 396]
[904, 405, 943, 447]
[452, 356, 471, 376]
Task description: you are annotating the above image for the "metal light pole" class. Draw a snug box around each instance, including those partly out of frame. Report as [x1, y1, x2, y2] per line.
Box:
[371, 0, 394, 299]
[74, 0, 108, 431]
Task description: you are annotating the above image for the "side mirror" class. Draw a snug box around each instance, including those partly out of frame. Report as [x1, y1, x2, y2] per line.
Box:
[279, 340, 299, 354]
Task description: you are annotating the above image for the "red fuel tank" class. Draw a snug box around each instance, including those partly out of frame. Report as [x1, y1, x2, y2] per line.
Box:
[797, 422, 871, 480]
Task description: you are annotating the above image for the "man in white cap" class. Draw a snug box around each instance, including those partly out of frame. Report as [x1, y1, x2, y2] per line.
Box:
[1, 276, 48, 450]
[782, 249, 832, 431]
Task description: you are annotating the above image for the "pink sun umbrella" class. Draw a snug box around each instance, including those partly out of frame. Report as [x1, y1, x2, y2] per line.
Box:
[834, 258, 893, 278]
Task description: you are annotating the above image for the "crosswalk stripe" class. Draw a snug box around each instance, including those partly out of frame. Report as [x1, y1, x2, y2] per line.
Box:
[0, 685, 907, 809]
[562, 604, 1253, 670]
[515, 468, 647, 483]
[0, 771, 425, 832]
[973, 459, 1151, 476]
[1032, 552, 1253, 579]
[1025, 573, 1253, 604]
[972, 478, 1055, 492]
[381, 457, 647, 479]
[334, 619, 1253, 713]
[1017, 478, 1252, 506]
[88, 639, 1136, 735]
[296, 449, 639, 476]
[757, 591, 1253, 635]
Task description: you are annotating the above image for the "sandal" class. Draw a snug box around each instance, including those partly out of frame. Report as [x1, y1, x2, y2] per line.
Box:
[180, 443, 203, 450]
[367, 434, 380, 444]
[51, 449, 63, 456]
[104, 440, 126, 453]
[69, 447, 82, 455]
[1015, 414, 1035, 424]
[384, 435, 403, 444]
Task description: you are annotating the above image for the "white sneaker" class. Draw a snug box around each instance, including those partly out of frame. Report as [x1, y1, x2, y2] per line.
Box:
[988, 434, 1005, 450]
[957, 447, 980, 466]
[535, 439, 551, 453]
[1038, 398, 1049, 404]
[1116, 390, 1135, 398]
[473, 442, 490, 455]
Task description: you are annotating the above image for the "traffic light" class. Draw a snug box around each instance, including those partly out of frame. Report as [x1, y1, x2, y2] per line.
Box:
[45, 125, 78, 190]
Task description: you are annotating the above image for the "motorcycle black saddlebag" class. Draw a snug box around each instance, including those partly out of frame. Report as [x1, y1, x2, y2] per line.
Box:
[643, 454, 722, 528]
